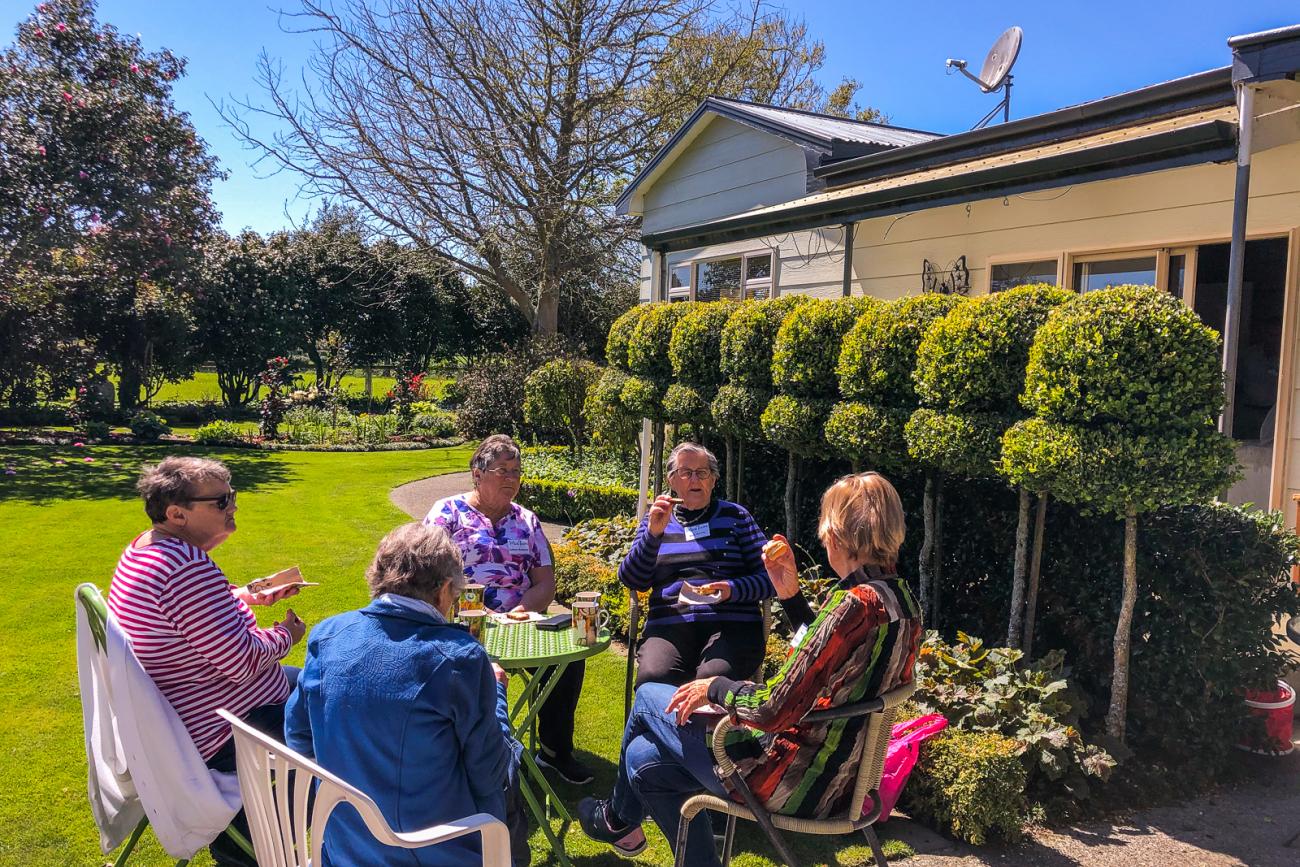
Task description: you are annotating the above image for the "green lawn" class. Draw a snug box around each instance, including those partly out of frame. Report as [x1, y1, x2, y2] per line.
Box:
[0, 443, 909, 866]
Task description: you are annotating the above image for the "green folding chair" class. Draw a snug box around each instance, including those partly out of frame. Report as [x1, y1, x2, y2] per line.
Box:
[76, 584, 255, 867]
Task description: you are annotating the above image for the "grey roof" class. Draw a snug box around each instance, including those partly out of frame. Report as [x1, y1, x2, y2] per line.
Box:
[708, 97, 940, 148]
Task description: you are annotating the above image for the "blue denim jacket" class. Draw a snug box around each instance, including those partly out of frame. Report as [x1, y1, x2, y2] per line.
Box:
[284, 597, 512, 866]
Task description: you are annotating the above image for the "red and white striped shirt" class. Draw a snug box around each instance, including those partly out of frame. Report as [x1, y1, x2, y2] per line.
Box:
[108, 534, 292, 760]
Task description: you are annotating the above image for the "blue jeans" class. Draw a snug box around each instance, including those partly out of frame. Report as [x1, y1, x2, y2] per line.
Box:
[610, 683, 729, 867]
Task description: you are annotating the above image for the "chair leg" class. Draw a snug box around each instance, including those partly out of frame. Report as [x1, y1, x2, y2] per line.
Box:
[673, 812, 691, 867]
[862, 823, 889, 866]
[224, 825, 255, 858]
[721, 814, 737, 866]
[726, 773, 798, 866]
[113, 816, 150, 867]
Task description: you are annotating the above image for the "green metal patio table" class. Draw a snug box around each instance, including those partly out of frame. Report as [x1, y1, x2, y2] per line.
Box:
[482, 616, 610, 866]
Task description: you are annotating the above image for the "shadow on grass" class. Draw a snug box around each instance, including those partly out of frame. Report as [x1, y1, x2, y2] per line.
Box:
[0, 444, 296, 506]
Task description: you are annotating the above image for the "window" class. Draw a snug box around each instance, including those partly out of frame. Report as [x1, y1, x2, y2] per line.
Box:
[1071, 255, 1157, 293]
[686, 251, 775, 302]
[668, 265, 691, 302]
[990, 259, 1058, 293]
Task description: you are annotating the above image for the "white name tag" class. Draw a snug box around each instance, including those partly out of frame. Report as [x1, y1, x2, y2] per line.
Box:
[683, 523, 711, 541]
[789, 624, 808, 649]
[506, 538, 531, 556]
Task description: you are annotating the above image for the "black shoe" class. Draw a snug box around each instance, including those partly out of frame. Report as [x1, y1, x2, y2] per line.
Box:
[535, 750, 595, 785]
[577, 797, 648, 857]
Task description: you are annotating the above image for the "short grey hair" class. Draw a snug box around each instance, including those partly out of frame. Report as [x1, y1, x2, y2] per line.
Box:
[137, 457, 231, 523]
[366, 523, 466, 603]
[470, 434, 521, 472]
[667, 442, 720, 478]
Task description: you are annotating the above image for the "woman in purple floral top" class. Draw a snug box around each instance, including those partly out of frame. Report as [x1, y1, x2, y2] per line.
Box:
[423, 434, 593, 785]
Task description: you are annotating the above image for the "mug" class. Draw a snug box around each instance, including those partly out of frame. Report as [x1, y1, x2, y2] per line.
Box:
[459, 610, 487, 642]
[572, 601, 610, 646]
[574, 591, 601, 606]
[459, 583, 485, 613]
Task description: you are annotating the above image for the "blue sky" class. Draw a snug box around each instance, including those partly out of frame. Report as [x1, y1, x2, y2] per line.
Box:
[53, 1, 1300, 234]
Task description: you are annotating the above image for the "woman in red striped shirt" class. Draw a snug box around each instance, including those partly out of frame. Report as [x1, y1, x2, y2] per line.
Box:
[108, 456, 306, 866]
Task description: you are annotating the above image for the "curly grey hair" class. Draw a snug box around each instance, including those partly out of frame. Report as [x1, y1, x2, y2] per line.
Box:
[666, 442, 720, 477]
[137, 457, 231, 524]
[470, 434, 522, 472]
[366, 522, 466, 603]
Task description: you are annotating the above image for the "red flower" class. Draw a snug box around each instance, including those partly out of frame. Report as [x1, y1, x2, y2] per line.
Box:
[130, 63, 139, 73]
[143, 135, 153, 143]
[33, 28, 44, 38]
[62, 91, 73, 102]
[36, 145, 45, 156]
[55, 22, 66, 32]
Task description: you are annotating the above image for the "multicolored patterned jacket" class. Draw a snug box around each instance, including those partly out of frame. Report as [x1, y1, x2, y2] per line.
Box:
[705, 566, 922, 818]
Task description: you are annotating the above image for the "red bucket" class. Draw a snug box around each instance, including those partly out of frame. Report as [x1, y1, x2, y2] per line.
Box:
[1236, 680, 1296, 756]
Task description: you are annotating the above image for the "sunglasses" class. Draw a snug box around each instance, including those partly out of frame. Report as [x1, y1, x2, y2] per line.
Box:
[190, 490, 237, 511]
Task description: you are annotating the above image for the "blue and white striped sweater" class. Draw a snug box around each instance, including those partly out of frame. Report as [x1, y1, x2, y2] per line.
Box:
[618, 499, 774, 628]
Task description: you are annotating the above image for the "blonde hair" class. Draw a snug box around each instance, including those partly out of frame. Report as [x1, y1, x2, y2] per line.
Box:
[136, 457, 231, 523]
[817, 472, 905, 568]
[366, 522, 466, 603]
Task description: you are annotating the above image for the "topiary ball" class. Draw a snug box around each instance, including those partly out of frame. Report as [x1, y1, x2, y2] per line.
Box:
[905, 408, 1008, 478]
[1000, 417, 1239, 517]
[838, 293, 965, 405]
[662, 383, 709, 425]
[719, 295, 811, 389]
[825, 401, 911, 470]
[669, 301, 736, 392]
[606, 304, 652, 372]
[772, 297, 874, 399]
[915, 283, 1074, 413]
[760, 393, 833, 456]
[628, 302, 691, 382]
[620, 375, 664, 419]
[1022, 285, 1224, 431]
[711, 384, 768, 440]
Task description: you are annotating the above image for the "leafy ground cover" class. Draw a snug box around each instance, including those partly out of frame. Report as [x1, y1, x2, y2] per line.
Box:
[523, 446, 639, 488]
[0, 443, 909, 866]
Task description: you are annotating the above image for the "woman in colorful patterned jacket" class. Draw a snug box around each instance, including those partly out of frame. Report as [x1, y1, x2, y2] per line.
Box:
[423, 434, 593, 786]
[579, 472, 923, 865]
[619, 442, 773, 689]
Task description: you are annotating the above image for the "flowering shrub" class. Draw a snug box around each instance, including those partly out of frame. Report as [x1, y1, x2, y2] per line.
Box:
[390, 369, 425, 429]
[258, 357, 291, 438]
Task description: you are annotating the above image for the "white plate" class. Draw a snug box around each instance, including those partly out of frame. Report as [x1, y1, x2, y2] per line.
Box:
[488, 610, 546, 624]
[678, 585, 723, 605]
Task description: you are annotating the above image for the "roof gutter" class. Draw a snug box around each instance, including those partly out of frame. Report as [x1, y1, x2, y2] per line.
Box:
[643, 120, 1236, 253]
[814, 67, 1233, 187]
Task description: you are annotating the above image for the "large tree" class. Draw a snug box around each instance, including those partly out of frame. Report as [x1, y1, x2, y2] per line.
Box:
[223, 0, 861, 334]
[1, 0, 222, 407]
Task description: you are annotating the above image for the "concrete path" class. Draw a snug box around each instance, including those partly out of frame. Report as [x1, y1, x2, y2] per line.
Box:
[389, 471, 572, 543]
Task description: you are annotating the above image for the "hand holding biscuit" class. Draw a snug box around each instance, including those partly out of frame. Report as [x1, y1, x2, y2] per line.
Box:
[762, 534, 800, 600]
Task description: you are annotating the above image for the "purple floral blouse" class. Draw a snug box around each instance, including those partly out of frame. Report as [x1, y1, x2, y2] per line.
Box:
[422, 494, 552, 612]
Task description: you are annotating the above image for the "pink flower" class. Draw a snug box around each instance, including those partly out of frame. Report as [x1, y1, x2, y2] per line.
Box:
[130, 63, 139, 73]
[36, 145, 45, 156]
[76, 99, 84, 108]
[33, 28, 44, 38]
[3, 469, 15, 476]
[73, 441, 85, 447]
[110, 78, 118, 86]
[84, 457, 95, 463]
[143, 135, 153, 143]
[55, 22, 66, 32]
[62, 91, 72, 102]
[90, 212, 100, 223]
[78, 170, 88, 180]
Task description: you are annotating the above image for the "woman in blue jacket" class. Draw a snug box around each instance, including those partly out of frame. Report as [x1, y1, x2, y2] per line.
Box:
[284, 522, 526, 866]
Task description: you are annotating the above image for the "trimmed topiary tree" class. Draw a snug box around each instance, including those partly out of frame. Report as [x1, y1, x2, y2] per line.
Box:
[830, 293, 964, 617]
[1001, 285, 1238, 742]
[763, 296, 871, 539]
[583, 367, 638, 455]
[908, 283, 1073, 647]
[625, 302, 690, 492]
[524, 357, 600, 455]
[664, 301, 736, 434]
[713, 294, 809, 500]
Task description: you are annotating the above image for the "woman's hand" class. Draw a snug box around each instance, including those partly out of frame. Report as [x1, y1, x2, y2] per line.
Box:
[236, 583, 300, 607]
[276, 609, 307, 644]
[686, 581, 732, 603]
[646, 494, 678, 537]
[762, 534, 800, 600]
[491, 663, 510, 687]
[665, 677, 717, 725]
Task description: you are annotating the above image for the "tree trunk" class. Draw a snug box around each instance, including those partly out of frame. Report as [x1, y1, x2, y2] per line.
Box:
[736, 440, 745, 503]
[118, 363, 142, 410]
[1023, 493, 1049, 659]
[784, 451, 798, 543]
[724, 435, 736, 501]
[1008, 486, 1032, 648]
[1106, 511, 1139, 742]
[933, 474, 946, 630]
[651, 421, 665, 494]
[306, 342, 325, 385]
[532, 287, 559, 335]
[919, 472, 935, 621]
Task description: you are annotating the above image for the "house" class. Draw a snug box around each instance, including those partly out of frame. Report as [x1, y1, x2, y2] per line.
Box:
[617, 24, 1300, 515]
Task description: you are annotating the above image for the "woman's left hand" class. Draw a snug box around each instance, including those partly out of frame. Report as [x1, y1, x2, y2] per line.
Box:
[687, 581, 732, 603]
[236, 584, 300, 607]
[666, 677, 717, 725]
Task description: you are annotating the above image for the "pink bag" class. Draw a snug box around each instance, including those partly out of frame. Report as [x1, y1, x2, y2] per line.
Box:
[863, 713, 949, 822]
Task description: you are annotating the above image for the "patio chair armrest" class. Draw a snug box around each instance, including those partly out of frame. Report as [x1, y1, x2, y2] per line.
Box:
[378, 812, 511, 853]
[801, 697, 885, 723]
[710, 715, 739, 776]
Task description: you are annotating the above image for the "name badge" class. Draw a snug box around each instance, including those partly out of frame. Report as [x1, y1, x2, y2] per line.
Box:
[789, 624, 808, 649]
[683, 523, 711, 541]
[506, 538, 531, 556]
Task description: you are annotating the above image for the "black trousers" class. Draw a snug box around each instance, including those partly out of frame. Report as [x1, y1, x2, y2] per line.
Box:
[635, 619, 767, 689]
[532, 659, 585, 759]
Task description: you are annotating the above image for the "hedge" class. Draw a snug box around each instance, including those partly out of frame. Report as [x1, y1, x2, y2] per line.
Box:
[552, 541, 636, 637]
[662, 383, 709, 424]
[771, 297, 872, 399]
[518, 478, 639, 523]
[606, 304, 652, 372]
[825, 401, 910, 470]
[669, 301, 736, 392]
[719, 294, 811, 388]
[628, 302, 691, 382]
[837, 293, 964, 405]
[759, 394, 833, 457]
[710, 384, 768, 440]
[619, 375, 664, 420]
[905, 409, 1008, 478]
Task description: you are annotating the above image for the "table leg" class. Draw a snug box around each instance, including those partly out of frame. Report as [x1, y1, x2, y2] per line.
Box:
[508, 662, 577, 864]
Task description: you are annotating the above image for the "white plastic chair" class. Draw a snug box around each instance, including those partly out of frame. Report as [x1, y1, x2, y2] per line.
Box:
[217, 710, 511, 866]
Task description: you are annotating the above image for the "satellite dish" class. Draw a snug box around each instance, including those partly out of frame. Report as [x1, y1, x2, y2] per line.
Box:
[977, 26, 1022, 92]
[945, 26, 1024, 128]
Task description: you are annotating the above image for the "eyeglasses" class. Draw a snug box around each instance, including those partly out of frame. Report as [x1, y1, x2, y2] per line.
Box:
[190, 490, 237, 511]
[481, 467, 522, 479]
[671, 468, 714, 481]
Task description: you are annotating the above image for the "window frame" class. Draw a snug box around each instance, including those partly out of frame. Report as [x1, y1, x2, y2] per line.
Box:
[684, 249, 778, 302]
[985, 253, 1064, 294]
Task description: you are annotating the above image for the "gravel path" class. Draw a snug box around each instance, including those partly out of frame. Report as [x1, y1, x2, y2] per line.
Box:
[389, 471, 572, 543]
